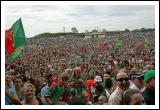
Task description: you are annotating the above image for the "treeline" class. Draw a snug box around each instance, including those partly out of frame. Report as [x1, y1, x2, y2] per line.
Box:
[32, 28, 154, 39]
[105, 28, 155, 35]
[33, 32, 85, 39]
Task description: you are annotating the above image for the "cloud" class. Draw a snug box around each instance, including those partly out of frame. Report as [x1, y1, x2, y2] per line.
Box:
[5, 5, 155, 37]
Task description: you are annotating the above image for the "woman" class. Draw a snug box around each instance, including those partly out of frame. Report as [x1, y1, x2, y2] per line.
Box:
[13, 76, 24, 101]
[20, 83, 39, 105]
[68, 67, 86, 97]
[5, 75, 20, 105]
[123, 89, 145, 105]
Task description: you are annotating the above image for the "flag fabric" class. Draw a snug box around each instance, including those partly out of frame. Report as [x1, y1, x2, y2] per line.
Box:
[9, 47, 23, 61]
[5, 18, 26, 61]
[11, 18, 26, 48]
[144, 39, 154, 45]
[5, 29, 16, 55]
[116, 41, 124, 47]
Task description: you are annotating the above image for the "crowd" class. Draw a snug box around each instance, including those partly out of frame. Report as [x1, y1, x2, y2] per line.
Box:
[5, 31, 155, 105]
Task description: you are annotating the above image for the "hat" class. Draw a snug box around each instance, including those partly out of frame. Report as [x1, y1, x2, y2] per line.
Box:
[131, 73, 144, 79]
[94, 75, 102, 82]
[144, 70, 155, 81]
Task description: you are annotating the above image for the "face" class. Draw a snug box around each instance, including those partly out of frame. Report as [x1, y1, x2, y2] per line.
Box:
[98, 96, 107, 105]
[130, 93, 145, 105]
[14, 78, 23, 88]
[103, 74, 110, 80]
[24, 86, 35, 99]
[5, 75, 11, 87]
[33, 76, 42, 88]
[116, 72, 130, 91]
[134, 77, 144, 89]
[75, 70, 81, 79]
[149, 76, 155, 89]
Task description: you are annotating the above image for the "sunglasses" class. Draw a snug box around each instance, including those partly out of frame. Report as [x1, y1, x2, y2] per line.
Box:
[117, 77, 130, 82]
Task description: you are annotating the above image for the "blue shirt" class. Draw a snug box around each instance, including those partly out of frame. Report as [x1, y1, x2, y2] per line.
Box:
[5, 85, 16, 105]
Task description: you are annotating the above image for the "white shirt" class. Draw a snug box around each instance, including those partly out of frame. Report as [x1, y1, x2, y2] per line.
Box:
[104, 89, 110, 99]
[108, 86, 123, 105]
[130, 83, 140, 91]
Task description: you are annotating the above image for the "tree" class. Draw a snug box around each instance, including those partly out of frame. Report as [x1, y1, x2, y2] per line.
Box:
[71, 27, 78, 33]
[124, 29, 130, 32]
[92, 29, 98, 33]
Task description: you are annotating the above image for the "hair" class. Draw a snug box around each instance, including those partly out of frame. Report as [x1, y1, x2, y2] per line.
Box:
[69, 97, 87, 105]
[60, 74, 69, 82]
[104, 78, 113, 89]
[23, 83, 36, 93]
[95, 84, 104, 94]
[72, 67, 81, 78]
[13, 75, 23, 83]
[122, 89, 140, 105]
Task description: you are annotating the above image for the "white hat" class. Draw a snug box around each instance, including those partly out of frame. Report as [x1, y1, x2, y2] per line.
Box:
[94, 75, 102, 82]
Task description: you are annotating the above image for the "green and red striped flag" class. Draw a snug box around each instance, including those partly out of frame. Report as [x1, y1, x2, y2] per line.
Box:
[5, 18, 26, 61]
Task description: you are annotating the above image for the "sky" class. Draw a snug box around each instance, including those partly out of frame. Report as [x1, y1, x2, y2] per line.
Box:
[5, 5, 155, 38]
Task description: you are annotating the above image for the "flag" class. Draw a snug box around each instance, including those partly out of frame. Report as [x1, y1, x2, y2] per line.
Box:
[9, 47, 23, 61]
[116, 41, 124, 47]
[11, 18, 26, 48]
[5, 29, 16, 55]
[144, 39, 154, 45]
[5, 18, 26, 61]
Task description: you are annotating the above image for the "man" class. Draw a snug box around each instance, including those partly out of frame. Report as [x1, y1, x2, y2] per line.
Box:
[108, 71, 130, 105]
[130, 72, 144, 92]
[40, 73, 53, 104]
[142, 70, 155, 105]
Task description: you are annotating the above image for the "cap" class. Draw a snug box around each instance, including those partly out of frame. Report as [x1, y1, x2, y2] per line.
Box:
[144, 70, 155, 81]
[131, 73, 144, 79]
[94, 75, 102, 82]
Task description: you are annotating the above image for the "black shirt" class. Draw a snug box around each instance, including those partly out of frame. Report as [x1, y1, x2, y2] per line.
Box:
[142, 87, 155, 105]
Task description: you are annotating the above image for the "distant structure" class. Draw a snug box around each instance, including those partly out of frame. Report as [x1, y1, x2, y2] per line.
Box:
[84, 32, 106, 39]
[63, 27, 65, 33]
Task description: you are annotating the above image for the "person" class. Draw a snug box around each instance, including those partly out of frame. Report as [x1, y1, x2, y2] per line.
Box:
[20, 83, 39, 105]
[93, 84, 104, 104]
[5, 75, 20, 105]
[13, 75, 25, 101]
[98, 95, 108, 105]
[108, 71, 130, 105]
[69, 97, 87, 105]
[130, 72, 144, 92]
[41, 73, 53, 104]
[59, 74, 70, 102]
[103, 77, 113, 99]
[123, 89, 145, 105]
[94, 75, 103, 86]
[68, 67, 86, 97]
[142, 70, 155, 105]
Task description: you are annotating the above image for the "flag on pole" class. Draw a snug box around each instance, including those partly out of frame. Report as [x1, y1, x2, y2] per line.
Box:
[5, 18, 27, 61]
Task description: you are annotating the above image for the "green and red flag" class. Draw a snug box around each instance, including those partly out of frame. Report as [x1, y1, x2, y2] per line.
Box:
[5, 18, 26, 61]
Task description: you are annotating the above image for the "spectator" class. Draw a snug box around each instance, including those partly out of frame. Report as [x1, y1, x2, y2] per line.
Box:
[98, 95, 108, 105]
[123, 89, 145, 105]
[20, 83, 39, 105]
[5, 75, 20, 105]
[41, 73, 53, 104]
[130, 72, 144, 92]
[69, 97, 87, 105]
[13, 75, 25, 101]
[103, 78, 113, 99]
[142, 70, 155, 105]
[108, 71, 130, 105]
